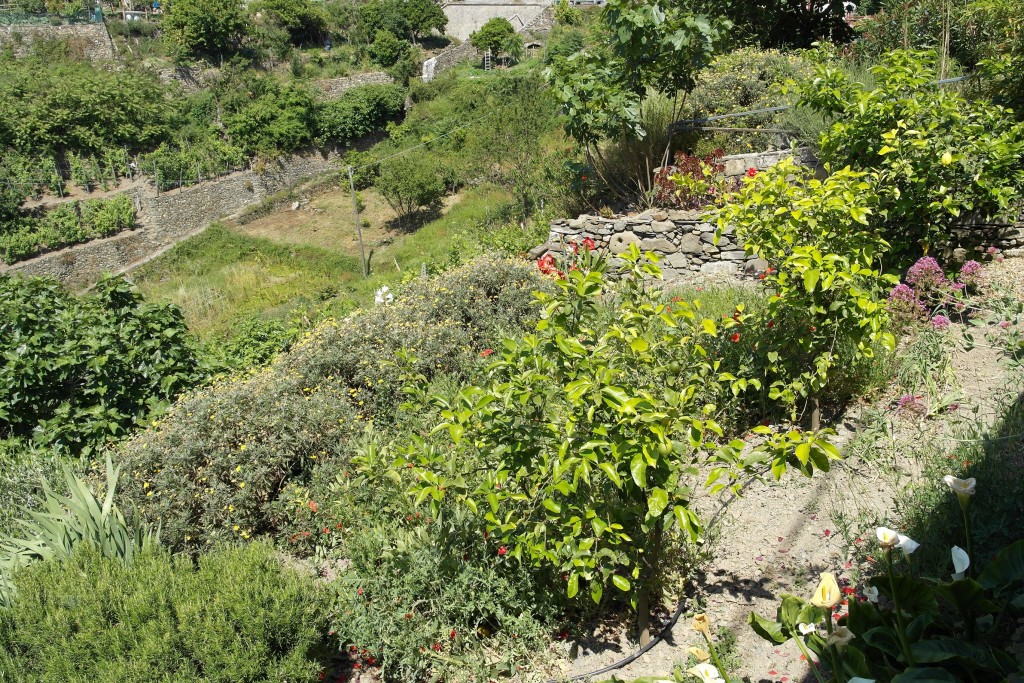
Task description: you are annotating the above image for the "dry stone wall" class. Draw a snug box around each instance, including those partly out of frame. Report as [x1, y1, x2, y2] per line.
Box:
[316, 72, 394, 99]
[2, 152, 343, 289]
[0, 22, 115, 60]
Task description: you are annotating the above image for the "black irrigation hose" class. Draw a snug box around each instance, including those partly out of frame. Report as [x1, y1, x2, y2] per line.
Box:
[546, 597, 689, 683]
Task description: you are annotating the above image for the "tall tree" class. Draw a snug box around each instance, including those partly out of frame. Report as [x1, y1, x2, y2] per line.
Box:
[163, 0, 251, 60]
[402, 0, 447, 42]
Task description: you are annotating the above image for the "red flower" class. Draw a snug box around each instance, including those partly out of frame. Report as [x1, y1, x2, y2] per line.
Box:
[582, 237, 596, 251]
[538, 254, 560, 276]
[766, 320, 775, 329]
[581, 174, 588, 180]
[432, 642, 443, 652]
[810, 325, 817, 332]
[730, 332, 741, 343]
[498, 545, 508, 556]
[480, 348, 494, 357]
[824, 529, 831, 537]
[357, 588, 363, 596]
[367, 657, 376, 666]
[405, 612, 413, 619]
[450, 629, 457, 639]
[353, 663, 361, 670]
[746, 167, 758, 178]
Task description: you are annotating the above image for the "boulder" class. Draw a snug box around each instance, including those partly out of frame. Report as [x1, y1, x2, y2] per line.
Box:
[678, 234, 704, 254]
[609, 231, 641, 254]
[701, 261, 738, 276]
[664, 252, 690, 269]
[640, 238, 677, 253]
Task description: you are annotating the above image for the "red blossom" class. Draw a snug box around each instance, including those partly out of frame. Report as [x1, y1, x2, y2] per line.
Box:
[766, 320, 775, 329]
[582, 237, 596, 251]
[824, 529, 831, 537]
[450, 629, 457, 639]
[432, 642, 443, 652]
[480, 348, 494, 357]
[498, 545, 508, 556]
[357, 588, 363, 596]
[746, 167, 758, 178]
[730, 332, 741, 343]
[308, 500, 319, 513]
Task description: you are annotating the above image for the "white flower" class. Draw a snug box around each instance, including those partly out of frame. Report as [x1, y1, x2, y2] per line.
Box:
[952, 545, 970, 580]
[797, 622, 817, 636]
[686, 662, 725, 683]
[848, 678, 876, 683]
[825, 625, 855, 652]
[876, 526, 919, 554]
[943, 475, 976, 497]
[374, 285, 394, 306]
[810, 572, 841, 608]
[863, 585, 879, 603]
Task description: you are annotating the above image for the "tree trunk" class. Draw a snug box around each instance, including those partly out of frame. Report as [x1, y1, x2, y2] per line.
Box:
[811, 395, 821, 432]
[638, 586, 651, 646]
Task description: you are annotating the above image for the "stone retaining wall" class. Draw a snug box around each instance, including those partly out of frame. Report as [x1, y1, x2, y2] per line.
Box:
[0, 22, 115, 60]
[2, 151, 343, 289]
[316, 72, 394, 99]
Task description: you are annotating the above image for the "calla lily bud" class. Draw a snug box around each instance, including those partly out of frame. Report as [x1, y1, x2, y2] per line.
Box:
[685, 646, 711, 662]
[825, 625, 855, 652]
[691, 613, 711, 637]
[943, 475, 976, 511]
[810, 572, 841, 608]
[952, 545, 970, 580]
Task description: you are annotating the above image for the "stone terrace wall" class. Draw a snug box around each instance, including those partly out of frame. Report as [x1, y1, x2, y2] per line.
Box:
[547, 209, 764, 279]
[316, 72, 394, 99]
[540, 149, 820, 279]
[2, 152, 342, 289]
[0, 22, 115, 60]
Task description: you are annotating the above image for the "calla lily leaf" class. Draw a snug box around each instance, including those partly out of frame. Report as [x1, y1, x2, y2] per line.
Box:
[978, 539, 1024, 591]
[890, 669, 958, 683]
[748, 611, 787, 644]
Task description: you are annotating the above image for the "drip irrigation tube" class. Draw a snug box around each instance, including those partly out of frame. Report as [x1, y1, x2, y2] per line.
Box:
[546, 597, 688, 683]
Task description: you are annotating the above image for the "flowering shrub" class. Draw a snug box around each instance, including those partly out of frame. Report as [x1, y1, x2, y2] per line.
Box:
[750, 479, 1024, 682]
[399, 245, 839, 645]
[713, 159, 896, 427]
[886, 256, 973, 328]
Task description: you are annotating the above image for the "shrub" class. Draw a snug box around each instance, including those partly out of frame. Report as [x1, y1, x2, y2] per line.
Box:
[368, 29, 409, 67]
[375, 150, 446, 220]
[162, 0, 251, 60]
[652, 149, 740, 209]
[315, 83, 406, 147]
[0, 194, 137, 264]
[225, 83, 317, 155]
[469, 17, 522, 60]
[117, 257, 548, 551]
[250, 0, 327, 45]
[796, 50, 1024, 259]
[0, 275, 202, 455]
[0, 543, 329, 682]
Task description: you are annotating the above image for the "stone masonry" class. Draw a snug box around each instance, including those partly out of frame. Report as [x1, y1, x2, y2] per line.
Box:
[0, 22, 115, 61]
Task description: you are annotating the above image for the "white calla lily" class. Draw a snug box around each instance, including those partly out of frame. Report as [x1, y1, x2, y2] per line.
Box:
[863, 585, 879, 603]
[848, 678, 876, 683]
[825, 625, 855, 652]
[374, 285, 394, 306]
[876, 526, 899, 548]
[686, 662, 724, 683]
[943, 475, 976, 511]
[896, 532, 920, 555]
[952, 545, 970, 580]
[797, 622, 817, 636]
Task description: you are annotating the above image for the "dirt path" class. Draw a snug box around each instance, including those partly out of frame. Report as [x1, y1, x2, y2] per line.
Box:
[560, 261, 1023, 683]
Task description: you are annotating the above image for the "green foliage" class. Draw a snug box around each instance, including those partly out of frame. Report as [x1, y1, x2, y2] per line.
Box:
[0, 543, 329, 682]
[546, 0, 728, 197]
[542, 24, 586, 64]
[356, 0, 410, 42]
[251, 0, 327, 45]
[553, 0, 584, 26]
[317, 83, 406, 146]
[225, 82, 317, 155]
[118, 257, 547, 551]
[0, 457, 158, 608]
[399, 247, 838, 618]
[797, 50, 1024, 257]
[0, 58, 173, 156]
[402, 0, 447, 39]
[0, 275, 202, 455]
[163, 0, 251, 60]
[368, 28, 410, 67]
[469, 17, 523, 59]
[376, 151, 447, 219]
[683, 0, 853, 49]
[713, 160, 896, 420]
[750, 537, 1024, 682]
[0, 194, 135, 264]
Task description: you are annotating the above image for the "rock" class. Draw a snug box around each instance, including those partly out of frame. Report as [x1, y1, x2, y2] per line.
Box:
[745, 258, 770, 273]
[640, 238, 677, 253]
[667, 209, 700, 221]
[613, 219, 627, 232]
[678, 234, 704, 254]
[650, 211, 668, 221]
[609, 231, 640, 254]
[721, 250, 747, 261]
[659, 266, 680, 279]
[701, 232, 718, 244]
[568, 218, 584, 229]
[724, 158, 747, 176]
[702, 243, 720, 255]
[664, 252, 690, 269]
[650, 220, 675, 233]
[952, 247, 968, 261]
[701, 261, 739, 276]
[527, 243, 550, 259]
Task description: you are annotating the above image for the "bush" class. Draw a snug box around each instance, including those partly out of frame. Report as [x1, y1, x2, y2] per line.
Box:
[375, 150, 446, 220]
[225, 83, 317, 155]
[251, 0, 327, 45]
[0, 275, 202, 455]
[0, 543, 329, 682]
[315, 83, 406, 147]
[368, 29, 409, 67]
[0, 194, 136, 264]
[116, 257, 548, 551]
[162, 0, 251, 60]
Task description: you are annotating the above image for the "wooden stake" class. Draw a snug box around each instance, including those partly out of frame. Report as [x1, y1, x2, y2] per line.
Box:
[349, 165, 367, 278]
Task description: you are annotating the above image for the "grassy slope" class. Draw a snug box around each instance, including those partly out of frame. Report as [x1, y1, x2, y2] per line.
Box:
[133, 183, 513, 336]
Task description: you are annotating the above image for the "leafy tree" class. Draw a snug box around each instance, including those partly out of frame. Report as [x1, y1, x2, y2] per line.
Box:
[552, 0, 583, 26]
[470, 17, 523, 60]
[315, 83, 406, 145]
[356, 0, 410, 42]
[163, 0, 251, 60]
[401, 0, 447, 41]
[545, 0, 729, 196]
[225, 83, 317, 154]
[368, 29, 410, 67]
[796, 50, 1024, 258]
[375, 152, 446, 220]
[250, 0, 327, 45]
[681, 0, 853, 49]
[0, 275, 201, 455]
